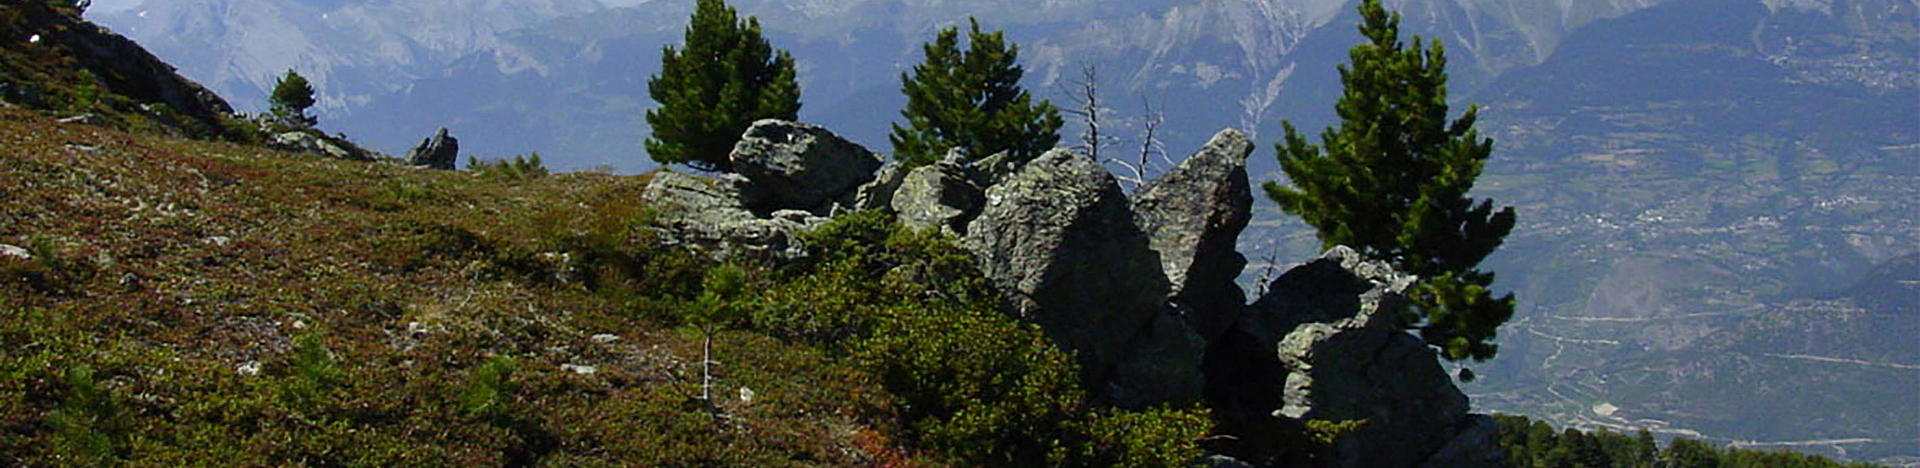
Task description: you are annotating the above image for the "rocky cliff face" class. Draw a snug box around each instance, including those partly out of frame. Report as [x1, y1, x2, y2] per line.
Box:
[0, 2, 234, 137]
[647, 121, 1485, 467]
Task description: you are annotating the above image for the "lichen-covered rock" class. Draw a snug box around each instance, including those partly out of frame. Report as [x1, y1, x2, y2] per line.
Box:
[642, 171, 823, 262]
[960, 148, 1172, 403]
[891, 161, 983, 236]
[273, 131, 357, 160]
[728, 120, 881, 213]
[404, 128, 459, 170]
[1132, 128, 1255, 341]
[1206, 246, 1469, 468]
[966, 149, 1024, 189]
[849, 162, 907, 213]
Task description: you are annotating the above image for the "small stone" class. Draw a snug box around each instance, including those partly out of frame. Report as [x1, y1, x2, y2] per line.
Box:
[236, 361, 261, 376]
[58, 114, 105, 126]
[590, 334, 620, 344]
[203, 236, 231, 247]
[738, 386, 755, 404]
[406, 321, 429, 335]
[561, 364, 597, 375]
[0, 243, 29, 260]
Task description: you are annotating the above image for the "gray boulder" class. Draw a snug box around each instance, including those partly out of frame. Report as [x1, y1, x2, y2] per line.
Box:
[959, 148, 1173, 404]
[728, 120, 882, 214]
[966, 149, 1024, 189]
[405, 128, 459, 170]
[642, 171, 824, 262]
[1131, 128, 1255, 341]
[1208, 246, 1469, 468]
[273, 131, 355, 160]
[891, 160, 984, 237]
[849, 162, 908, 213]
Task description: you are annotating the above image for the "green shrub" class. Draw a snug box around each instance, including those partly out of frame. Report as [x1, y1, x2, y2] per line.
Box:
[756, 211, 1209, 467]
[278, 332, 341, 409]
[461, 355, 518, 422]
[46, 365, 124, 465]
[468, 152, 549, 182]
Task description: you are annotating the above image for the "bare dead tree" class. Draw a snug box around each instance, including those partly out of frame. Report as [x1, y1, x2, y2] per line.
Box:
[1251, 246, 1287, 298]
[1062, 64, 1106, 161]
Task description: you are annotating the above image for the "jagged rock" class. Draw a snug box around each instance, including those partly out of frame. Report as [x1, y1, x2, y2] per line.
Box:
[1132, 127, 1254, 341]
[960, 148, 1171, 404]
[891, 160, 983, 236]
[405, 128, 459, 170]
[273, 131, 354, 160]
[728, 119, 881, 213]
[850, 162, 907, 212]
[966, 149, 1023, 188]
[642, 171, 823, 262]
[1417, 414, 1504, 468]
[1206, 246, 1468, 468]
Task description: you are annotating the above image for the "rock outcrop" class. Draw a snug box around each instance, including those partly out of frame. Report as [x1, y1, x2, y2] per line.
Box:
[642, 171, 823, 262]
[272, 131, 356, 160]
[850, 162, 907, 213]
[960, 148, 1174, 404]
[728, 120, 882, 214]
[405, 128, 459, 170]
[0, 2, 235, 137]
[640, 121, 1490, 467]
[1131, 128, 1255, 343]
[891, 155, 984, 237]
[642, 120, 883, 262]
[1207, 246, 1476, 468]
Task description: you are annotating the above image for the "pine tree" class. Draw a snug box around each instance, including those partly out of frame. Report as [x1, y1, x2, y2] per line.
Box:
[645, 0, 801, 172]
[889, 18, 1062, 168]
[269, 69, 317, 127]
[1263, 0, 1517, 363]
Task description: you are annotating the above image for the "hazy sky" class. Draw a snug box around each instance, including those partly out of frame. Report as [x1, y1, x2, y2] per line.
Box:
[87, 0, 144, 14]
[88, 0, 656, 14]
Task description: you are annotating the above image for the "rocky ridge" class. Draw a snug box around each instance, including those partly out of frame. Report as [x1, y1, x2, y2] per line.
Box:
[644, 121, 1494, 467]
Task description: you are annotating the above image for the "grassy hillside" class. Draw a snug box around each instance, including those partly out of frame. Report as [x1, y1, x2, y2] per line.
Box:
[0, 107, 1215, 466]
[0, 107, 845, 464]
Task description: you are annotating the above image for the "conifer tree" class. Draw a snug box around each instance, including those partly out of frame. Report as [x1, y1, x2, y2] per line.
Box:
[269, 69, 317, 127]
[646, 0, 801, 172]
[1264, 0, 1517, 363]
[890, 18, 1062, 168]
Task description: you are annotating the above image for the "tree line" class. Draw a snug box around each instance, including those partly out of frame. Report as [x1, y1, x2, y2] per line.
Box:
[1492, 414, 1885, 468]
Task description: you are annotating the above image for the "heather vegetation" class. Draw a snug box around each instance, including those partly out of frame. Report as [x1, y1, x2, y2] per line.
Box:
[0, 0, 1903, 466]
[0, 105, 1207, 465]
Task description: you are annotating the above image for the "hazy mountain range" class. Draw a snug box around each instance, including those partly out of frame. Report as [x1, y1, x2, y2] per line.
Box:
[92, 0, 1917, 463]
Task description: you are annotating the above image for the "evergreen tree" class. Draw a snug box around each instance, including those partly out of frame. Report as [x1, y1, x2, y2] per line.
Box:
[1263, 0, 1517, 363]
[269, 69, 317, 127]
[645, 0, 801, 172]
[890, 18, 1062, 168]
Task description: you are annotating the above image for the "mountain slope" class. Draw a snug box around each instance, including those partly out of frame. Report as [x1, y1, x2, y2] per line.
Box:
[0, 1, 237, 138]
[93, 0, 601, 117]
[1453, 0, 1918, 462]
